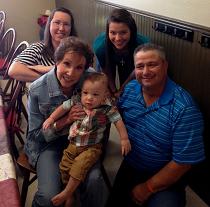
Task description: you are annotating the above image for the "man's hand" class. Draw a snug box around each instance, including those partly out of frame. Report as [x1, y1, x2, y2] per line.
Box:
[131, 182, 152, 205]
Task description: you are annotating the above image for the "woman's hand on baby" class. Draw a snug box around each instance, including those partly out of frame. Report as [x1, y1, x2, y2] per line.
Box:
[121, 139, 131, 155]
[67, 104, 86, 124]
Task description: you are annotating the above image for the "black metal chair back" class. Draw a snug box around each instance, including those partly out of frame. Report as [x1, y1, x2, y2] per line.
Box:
[4, 79, 37, 207]
[3, 40, 29, 79]
[0, 11, 6, 40]
[0, 28, 16, 76]
[0, 11, 5, 21]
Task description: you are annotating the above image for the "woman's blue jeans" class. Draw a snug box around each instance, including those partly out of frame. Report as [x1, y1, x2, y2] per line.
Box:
[32, 136, 108, 207]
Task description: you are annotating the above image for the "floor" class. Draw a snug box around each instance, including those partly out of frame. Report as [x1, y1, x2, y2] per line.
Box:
[17, 124, 209, 207]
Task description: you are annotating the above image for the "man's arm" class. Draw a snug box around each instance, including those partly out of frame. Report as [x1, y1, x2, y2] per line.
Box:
[146, 160, 191, 192]
[132, 160, 191, 204]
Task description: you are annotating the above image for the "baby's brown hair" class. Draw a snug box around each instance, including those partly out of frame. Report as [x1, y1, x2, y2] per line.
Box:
[83, 72, 108, 89]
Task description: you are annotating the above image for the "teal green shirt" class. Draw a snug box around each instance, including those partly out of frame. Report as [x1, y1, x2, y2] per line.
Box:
[93, 32, 149, 85]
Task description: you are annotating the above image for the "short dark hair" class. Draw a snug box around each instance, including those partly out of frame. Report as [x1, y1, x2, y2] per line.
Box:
[43, 7, 77, 58]
[134, 43, 166, 61]
[83, 72, 108, 88]
[54, 36, 94, 70]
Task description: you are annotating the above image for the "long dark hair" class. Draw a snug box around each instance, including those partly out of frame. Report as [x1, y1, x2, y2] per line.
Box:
[43, 7, 77, 58]
[105, 9, 137, 61]
[105, 8, 137, 82]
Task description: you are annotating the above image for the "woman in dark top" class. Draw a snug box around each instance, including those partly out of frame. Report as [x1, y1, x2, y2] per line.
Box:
[93, 8, 149, 96]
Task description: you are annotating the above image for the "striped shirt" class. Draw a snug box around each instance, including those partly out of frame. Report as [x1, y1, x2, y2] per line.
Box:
[13, 42, 54, 66]
[118, 78, 205, 172]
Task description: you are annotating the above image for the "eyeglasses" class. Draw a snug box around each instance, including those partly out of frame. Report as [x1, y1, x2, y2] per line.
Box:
[52, 21, 71, 29]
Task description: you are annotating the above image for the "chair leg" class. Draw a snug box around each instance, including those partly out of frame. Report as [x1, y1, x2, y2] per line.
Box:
[29, 175, 37, 185]
[21, 102, 28, 121]
[101, 163, 112, 192]
[20, 170, 30, 207]
[15, 131, 25, 145]
[9, 132, 19, 159]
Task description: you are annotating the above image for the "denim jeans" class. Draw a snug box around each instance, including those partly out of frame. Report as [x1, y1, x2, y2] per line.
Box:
[32, 136, 108, 207]
[106, 160, 186, 207]
[32, 136, 68, 207]
[78, 162, 109, 207]
[146, 190, 186, 207]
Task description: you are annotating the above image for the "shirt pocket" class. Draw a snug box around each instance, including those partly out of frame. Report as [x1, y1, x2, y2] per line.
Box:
[39, 103, 58, 119]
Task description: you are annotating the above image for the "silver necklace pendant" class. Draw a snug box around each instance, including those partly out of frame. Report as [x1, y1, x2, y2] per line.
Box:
[120, 58, 125, 67]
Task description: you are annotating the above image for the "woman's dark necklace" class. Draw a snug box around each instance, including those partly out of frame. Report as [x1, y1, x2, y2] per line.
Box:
[114, 47, 129, 68]
[120, 58, 125, 67]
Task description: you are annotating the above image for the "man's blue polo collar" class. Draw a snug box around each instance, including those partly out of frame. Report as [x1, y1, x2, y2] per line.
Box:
[136, 77, 175, 109]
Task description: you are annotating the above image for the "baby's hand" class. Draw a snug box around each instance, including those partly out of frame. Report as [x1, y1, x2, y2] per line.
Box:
[121, 139, 131, 156]
[42, 117, 54, 130]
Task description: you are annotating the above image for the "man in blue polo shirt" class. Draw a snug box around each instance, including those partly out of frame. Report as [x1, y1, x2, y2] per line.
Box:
[106, 43, 205, 207]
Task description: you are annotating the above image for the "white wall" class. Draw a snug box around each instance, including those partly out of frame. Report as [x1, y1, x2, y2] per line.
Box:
[100, 0, 210, 29]
[0, 0, 56, 45]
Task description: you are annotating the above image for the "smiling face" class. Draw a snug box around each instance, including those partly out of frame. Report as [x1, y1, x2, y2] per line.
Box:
[56, 52, 86, 90]
[50, 11, 71, 49]
[134, 50, 168, 93]
[81, 79, 107, 110]
[108, 22, 131, 50]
